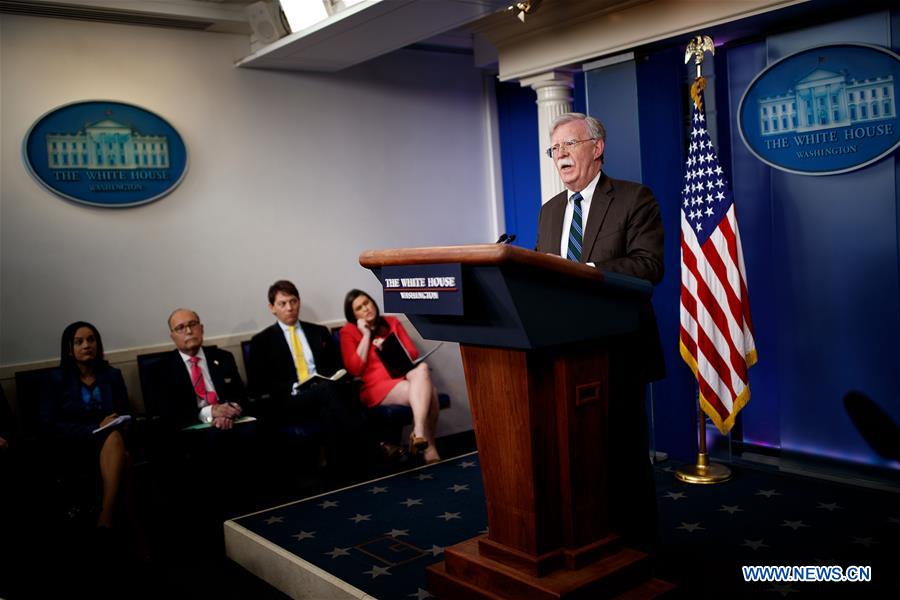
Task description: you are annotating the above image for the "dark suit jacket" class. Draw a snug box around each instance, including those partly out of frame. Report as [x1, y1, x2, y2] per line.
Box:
[246, 321, 342, 411]
[536, 172, 665, 381]
[39, 366, 129, 442]
[152, 347, 247, 432]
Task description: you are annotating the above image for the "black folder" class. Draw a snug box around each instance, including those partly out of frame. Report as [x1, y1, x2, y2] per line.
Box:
[376, 333, 441, 379]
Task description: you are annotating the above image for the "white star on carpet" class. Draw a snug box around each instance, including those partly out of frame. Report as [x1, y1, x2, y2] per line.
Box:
[742, 539, 769, 550]
[318, 500, 339, 509]
[664, 491, 686, 500]
[408, 588, 434, 599]
[756, 489, 781, 498]
[780, 520, 809, 531]
[719, 505, 742, 514]
[448, 484, 469, 492]
[677, 522, 704, 533]
[385, 529, 410, 538]
[363, 565, 391, 578]
[458, 461, 476, 468]
[349, 513, 372, 524]
[414, 474, 433, 481]
[437, 512, 461, 521]
[325, 547, 350, 558]
[768, 583, 797, 596]
[816, 502, 840, 511]
[400, 498, 423, 507]
[431, 545, 444, 556]
[264, 516, 283, 525]
[851, 536, 877, 547]
[368, 486, 388, 494]
[292, 531, 315, 541]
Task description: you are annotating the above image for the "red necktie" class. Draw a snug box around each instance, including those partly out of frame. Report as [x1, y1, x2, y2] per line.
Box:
[189, 356, 218, 406]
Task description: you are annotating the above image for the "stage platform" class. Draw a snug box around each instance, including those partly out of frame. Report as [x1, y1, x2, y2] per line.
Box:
[225, 452, 485, 600]
[226, 453, 900, 599]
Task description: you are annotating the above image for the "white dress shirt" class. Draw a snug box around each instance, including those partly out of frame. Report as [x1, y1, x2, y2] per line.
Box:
[178, 347, 217, 423]
[277, 320, 318, 377]
[559, 169, 603, 262]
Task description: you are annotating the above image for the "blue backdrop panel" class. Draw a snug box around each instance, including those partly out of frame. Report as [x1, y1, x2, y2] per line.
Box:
[585, 60, 643, 183]
[573, 71, 587, 115]
[726, 10, 900, 468]
[635, 48, 698, 462]
[726, 42, 781, 450]
[581, 53, 702, 461]
[771, 161, 899, 464]
[496, 81, 541, 249]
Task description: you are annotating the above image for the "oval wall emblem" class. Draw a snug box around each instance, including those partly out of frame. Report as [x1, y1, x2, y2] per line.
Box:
[738, 43, 900, 176]
[22, 100, 188, 207]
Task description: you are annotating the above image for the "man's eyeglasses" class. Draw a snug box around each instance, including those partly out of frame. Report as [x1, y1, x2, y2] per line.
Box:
[172, 320, 201, 334]
[545, 138, 596, 158]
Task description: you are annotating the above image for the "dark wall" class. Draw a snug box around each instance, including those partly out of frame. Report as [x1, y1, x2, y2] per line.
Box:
[495, 6, 900, 470]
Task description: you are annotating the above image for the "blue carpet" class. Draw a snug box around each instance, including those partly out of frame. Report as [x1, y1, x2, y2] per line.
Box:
[235, 452, 485, 600]
[235, 454, 900, 599]
[652, 462, 900, 597]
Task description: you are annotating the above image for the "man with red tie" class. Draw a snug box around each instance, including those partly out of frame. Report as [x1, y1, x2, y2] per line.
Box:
[150, 308, 257, 523]
[153, 308, 247, 432]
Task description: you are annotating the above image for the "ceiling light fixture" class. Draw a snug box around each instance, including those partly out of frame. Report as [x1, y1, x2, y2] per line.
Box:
[507, 0, 540, 23]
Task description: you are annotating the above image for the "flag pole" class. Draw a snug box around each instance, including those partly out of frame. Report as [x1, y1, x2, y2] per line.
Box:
[675, 35, 733, 485]
[676, 386, 732, 483]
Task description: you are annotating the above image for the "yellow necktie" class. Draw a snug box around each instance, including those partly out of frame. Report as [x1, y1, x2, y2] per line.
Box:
[289, 324, 310, 383]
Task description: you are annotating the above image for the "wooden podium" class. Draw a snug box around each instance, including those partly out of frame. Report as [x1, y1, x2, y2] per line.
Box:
[360, 244, 674, 599]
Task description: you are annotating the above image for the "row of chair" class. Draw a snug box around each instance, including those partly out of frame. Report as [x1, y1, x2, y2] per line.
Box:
[12, 326, 449, 472]
[8, 326, 451, 525]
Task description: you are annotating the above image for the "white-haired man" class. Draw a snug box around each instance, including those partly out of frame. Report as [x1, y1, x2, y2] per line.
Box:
[536, 112, 664, 550]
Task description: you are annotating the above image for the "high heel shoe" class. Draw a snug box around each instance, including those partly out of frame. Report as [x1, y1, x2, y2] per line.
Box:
[409, 433, 429, 457]
[379, 441, 405, 463]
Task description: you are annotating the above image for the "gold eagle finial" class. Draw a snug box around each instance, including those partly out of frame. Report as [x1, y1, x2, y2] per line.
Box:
[685, 36, 715, 109]
[685, 35, 715, 76]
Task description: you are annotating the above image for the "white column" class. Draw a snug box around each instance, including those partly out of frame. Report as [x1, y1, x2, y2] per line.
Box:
[520, 70, 574, 204]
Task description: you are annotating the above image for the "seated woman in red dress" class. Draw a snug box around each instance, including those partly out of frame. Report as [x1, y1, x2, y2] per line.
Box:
[340, 290, 441, 463]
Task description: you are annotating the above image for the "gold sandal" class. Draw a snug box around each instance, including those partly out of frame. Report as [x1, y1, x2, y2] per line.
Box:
[409, 433, 429, 457]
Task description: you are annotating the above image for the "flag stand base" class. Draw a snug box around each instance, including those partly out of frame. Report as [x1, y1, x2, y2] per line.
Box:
[675, 452, 732, 484]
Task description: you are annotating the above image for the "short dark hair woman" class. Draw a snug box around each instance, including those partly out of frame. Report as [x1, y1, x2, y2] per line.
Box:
[40, 321, 131, 530]
[340, 290, 441, 463]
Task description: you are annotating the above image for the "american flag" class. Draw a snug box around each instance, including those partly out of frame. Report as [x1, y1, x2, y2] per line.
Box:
[680, 83, 757, 435]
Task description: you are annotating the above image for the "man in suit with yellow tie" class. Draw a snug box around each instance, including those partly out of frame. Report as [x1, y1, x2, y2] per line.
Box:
[247, 280, 366, 482]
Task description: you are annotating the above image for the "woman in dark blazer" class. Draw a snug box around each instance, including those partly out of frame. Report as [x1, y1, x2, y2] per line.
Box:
[40, 321, 130, 529]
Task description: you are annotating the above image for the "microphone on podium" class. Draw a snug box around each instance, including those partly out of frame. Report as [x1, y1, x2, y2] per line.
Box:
[496, 233, 517, 245]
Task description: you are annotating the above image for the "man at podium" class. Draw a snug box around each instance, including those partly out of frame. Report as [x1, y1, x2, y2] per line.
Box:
[536, 112, 664, 549]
